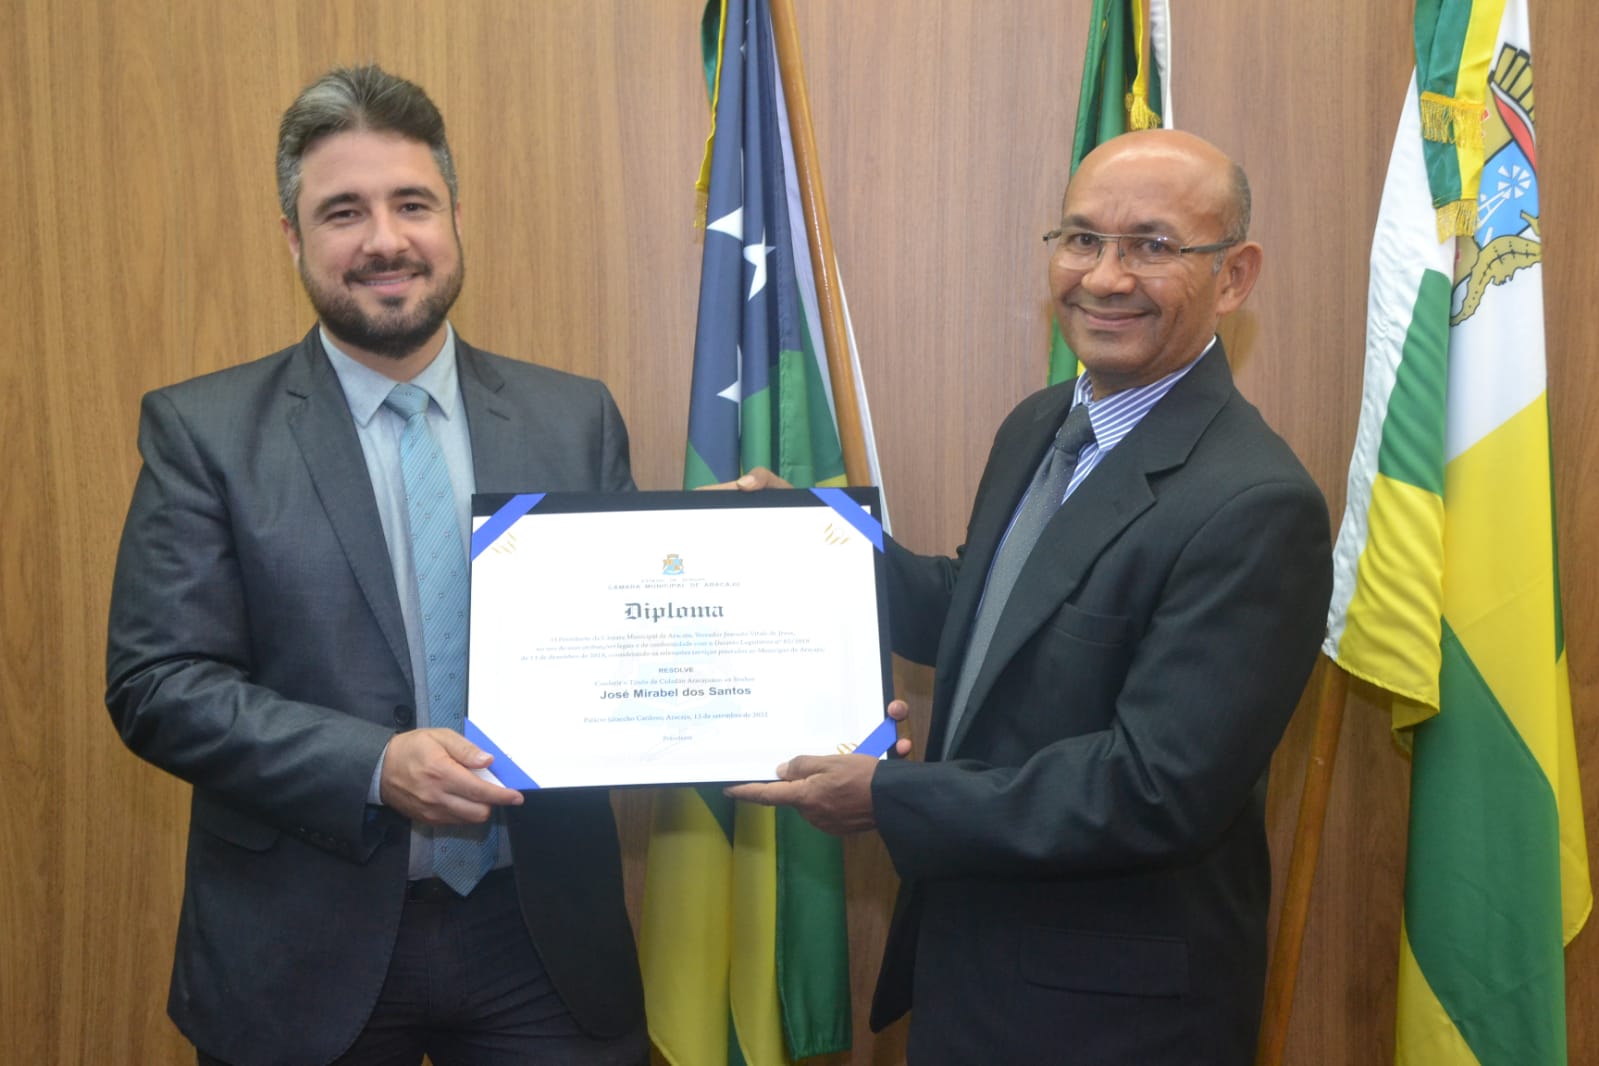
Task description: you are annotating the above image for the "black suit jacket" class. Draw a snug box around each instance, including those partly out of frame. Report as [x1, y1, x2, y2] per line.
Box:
[105, 330, 644, 1066]
[869, 345, 1332, 1065]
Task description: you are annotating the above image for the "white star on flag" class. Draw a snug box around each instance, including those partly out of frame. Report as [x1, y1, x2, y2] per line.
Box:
[718, 346, 742, 406]
[707, 207, 742, 241]
[744, 233, 772, 301]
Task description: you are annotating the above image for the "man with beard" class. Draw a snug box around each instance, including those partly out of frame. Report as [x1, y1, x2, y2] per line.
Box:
[105, 66, 645, 1066]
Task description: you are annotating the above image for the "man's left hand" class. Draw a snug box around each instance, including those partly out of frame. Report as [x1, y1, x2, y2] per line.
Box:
[725, 753, 882, 835]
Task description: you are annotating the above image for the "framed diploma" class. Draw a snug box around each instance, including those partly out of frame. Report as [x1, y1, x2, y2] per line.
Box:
[463, 487, 895, 789]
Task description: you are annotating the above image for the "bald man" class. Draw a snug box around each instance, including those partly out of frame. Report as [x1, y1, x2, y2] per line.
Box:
[728, 130, 1333, 1064]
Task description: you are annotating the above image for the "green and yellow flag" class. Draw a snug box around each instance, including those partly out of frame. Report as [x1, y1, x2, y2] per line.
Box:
[1324, 2, 1591, 1062]
[639, 2, 882, 1063]
[1048, 0, 1172, 386]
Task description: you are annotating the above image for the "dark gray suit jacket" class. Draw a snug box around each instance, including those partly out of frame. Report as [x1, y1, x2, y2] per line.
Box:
[105, 330, 644, 1066]
[869, 345, 1332, 1065]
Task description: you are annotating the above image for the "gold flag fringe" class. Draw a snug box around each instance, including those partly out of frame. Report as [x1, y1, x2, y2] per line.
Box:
[694, 126, 714, 230]
[1435, 198, 1478, 240]
[1419, 90, 1485, 148]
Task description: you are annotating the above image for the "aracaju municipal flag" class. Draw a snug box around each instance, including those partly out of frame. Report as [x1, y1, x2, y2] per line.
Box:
[639, 1, 884, 1063]
[1323, 2, 1591, 1062]
[1047, 0, 1172, 386]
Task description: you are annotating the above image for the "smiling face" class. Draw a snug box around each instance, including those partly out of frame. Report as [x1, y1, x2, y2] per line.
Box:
[1048, 130, 1261, 398]
[282, 128, 464, 378]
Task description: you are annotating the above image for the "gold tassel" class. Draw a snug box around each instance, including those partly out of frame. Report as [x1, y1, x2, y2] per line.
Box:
[1419, 91, 1485, 148]
[1435, 198, 1478, 240]
[693, 127, 715, 230]
[1125, 91, 1161, 131]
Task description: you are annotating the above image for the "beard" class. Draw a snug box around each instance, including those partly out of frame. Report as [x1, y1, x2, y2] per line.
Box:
[300, 249, 465, 361]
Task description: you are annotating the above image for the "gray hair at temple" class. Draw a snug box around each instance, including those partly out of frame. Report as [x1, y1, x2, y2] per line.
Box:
[1223, 161, 1252, 244]
[276, 65, 458, 229]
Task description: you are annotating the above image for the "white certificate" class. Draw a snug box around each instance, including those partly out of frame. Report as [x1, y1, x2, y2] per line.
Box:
[464, 488, 893, 789]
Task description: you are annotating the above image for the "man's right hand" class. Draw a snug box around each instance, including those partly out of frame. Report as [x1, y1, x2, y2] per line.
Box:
[379, 728, 525, 825]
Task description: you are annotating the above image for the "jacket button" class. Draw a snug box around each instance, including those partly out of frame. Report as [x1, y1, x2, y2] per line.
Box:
[394, 704, 415, 727]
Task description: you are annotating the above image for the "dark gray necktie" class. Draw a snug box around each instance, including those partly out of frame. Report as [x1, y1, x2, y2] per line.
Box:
[383, 383, 497, 895]
[941, 402, 1096, 757]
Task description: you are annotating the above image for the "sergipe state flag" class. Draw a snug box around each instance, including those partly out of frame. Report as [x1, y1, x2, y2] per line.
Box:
[638, 2, 881, 1063]
[1323, 2, 1591, 1062]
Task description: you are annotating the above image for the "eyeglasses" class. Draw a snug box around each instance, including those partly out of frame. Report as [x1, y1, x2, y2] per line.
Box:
[1042, 227, 1240, 274]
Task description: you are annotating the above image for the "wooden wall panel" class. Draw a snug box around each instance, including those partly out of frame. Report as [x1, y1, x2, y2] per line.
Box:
[3, 1, 1596, 1063]
[1182, 7, 1417, 1064]
[3, 0, 188, 1062]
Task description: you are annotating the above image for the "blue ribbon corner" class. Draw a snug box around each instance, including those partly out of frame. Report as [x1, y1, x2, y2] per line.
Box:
[809, 487, 883, 551]
[470, 493, 546, 560]
[463, 719, 539, 790]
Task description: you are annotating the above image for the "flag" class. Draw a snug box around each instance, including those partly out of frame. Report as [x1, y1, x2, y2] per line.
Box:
[639, 1, 878, 1062]
[1323, 2, 1591, 1062]
[1047, 0, 1173, 386]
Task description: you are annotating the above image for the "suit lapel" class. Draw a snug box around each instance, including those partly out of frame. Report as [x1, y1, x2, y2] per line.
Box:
[283, 331, 413, 686]
[939, 387, 1075, 652]
[926, 385, 1073, 755]
[456, 342, 519, 491]
[279, 336, 562, 695]
[457, 341, 571, 494]
[940, 346, 1236, 757]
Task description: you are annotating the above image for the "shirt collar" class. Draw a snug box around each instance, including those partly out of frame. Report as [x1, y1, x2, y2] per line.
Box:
[321, 324, 461, 427]
[1070, 334, 1217, 448]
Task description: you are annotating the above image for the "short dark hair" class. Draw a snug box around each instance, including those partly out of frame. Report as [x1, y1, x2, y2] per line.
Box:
[276, 65, 457, 228]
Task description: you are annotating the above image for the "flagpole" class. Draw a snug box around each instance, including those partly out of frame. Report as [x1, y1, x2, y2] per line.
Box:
[768, 0, 870, 487]
[1255, 653, 1349, 1066]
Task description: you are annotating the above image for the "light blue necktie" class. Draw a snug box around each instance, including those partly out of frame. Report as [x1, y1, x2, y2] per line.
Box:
[383, 382, 496, 896]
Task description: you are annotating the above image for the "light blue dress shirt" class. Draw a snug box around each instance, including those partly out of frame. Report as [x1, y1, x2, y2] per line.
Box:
[1058, 335, 1218, 502]
[322, 326, 512, 878]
